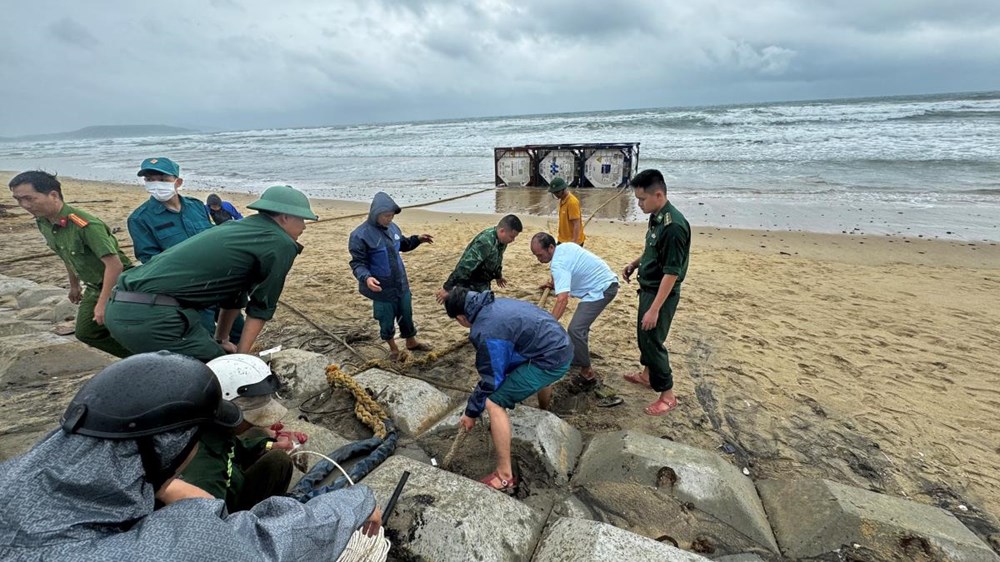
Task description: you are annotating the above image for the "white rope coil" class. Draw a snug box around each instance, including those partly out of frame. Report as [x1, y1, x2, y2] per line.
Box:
[290, 450, 390, 562]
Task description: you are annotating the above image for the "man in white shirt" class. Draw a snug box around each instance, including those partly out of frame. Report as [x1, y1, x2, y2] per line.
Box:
[530, 232, 619, 388]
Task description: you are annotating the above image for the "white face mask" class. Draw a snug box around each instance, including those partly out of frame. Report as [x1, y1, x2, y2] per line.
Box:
[145, 181, 177, 202]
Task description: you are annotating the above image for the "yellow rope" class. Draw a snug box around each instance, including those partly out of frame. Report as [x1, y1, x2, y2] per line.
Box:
[440, 428, 469, 470]
[325, 364, 390, 439]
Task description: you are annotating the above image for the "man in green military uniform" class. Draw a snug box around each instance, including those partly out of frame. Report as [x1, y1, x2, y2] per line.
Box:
[621, 169, 691, 416]
[9, 171, 132, 357]
[104, 184, 317, 362]
[434, 214, 522, 304]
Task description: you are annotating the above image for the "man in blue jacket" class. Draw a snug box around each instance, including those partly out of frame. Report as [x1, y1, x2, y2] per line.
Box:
[349, 192, 434, 361]
[445, 288, 572, 494]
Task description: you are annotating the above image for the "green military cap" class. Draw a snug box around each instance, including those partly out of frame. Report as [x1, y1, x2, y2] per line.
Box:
[547, 177, 568, 193]
[137, 157, 181, 177]
[247, 185, 318, 220]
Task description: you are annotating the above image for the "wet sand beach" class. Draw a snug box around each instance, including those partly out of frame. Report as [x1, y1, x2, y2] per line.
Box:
[2, 175, 1000, 537]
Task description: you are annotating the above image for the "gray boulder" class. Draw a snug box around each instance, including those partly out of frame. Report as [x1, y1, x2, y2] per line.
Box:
[572, 430, 778, 555]
[353, 368, 451, 435]
[362, 455, 546, 561]
[758, 478, 1000, 562]
[533, 517, 712, 562]
[269, 348, 330, 400]
[0, 332, 114, 386]
[15, 286, 67, 309]
[0, 275, 37, 298]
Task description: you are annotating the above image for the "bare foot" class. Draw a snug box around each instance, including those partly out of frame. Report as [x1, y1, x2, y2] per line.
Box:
[623, 371, 652, 389]
[644, 397, 678, 416]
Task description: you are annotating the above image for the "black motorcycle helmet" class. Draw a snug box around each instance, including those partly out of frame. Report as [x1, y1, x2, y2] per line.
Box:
[60, 351, 243, 488]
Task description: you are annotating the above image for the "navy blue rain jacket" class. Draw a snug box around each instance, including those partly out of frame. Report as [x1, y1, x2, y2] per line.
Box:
[349, 192, 422, 302]
[462, 291, 573, 418]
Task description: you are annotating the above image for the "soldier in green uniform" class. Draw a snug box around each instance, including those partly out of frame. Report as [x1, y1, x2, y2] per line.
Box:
[8, 171, 133, 358]
[434, 214, 522, 304]
[621, 169, 691, 416]
[104, 184, 317, 362]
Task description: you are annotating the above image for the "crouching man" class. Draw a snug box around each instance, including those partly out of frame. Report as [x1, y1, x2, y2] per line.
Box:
[444, 288, 572, 493]
[0, 351, 380, 561]
[180, 354, 300, 513]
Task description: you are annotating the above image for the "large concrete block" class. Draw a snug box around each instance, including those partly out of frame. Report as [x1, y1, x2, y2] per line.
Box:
[0, 318, 38, 337]
[533, 517, 712, 562]
[758, 479, 1000, 562]
[509, 406, 582, 485]
[426, 404, 583, 485]
[15, 286, 67, 309]
[573, 431, 778, 554]
[353, 368, 451, 435]
[269, 348, 331, 400]
[362, 455, 547, 561]
[14, 295, 78, 322]
[0, 275, 37, 298]
[0, 332, 114, 386]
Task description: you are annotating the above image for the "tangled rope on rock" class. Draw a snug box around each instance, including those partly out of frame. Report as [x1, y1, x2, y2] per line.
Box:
[326, 364, 391, 440]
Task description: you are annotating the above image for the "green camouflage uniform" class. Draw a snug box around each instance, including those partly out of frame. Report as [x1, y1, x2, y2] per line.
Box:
[443, 227, 506, 292]
[36, 204, 133, 358]
[636, 201, 690, 392]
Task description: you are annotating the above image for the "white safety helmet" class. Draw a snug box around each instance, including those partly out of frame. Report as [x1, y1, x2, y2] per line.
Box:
[207, 354, 278, 400]
[207, 354, 288, 426]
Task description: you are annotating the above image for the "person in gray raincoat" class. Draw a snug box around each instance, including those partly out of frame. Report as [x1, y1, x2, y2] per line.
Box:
[0, 351, 380, 562]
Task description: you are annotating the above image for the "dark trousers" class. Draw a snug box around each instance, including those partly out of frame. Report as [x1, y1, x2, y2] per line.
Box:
[568, 283, 618, 368]
[105, 300, 226, 362]
[232, 450, 294, 512]
[637, 287, 681, 392]
[76, 286, 131, 358]
[372, 291, 416, 341]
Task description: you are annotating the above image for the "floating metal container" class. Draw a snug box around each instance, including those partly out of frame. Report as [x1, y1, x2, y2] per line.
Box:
[493, 142, 639, 188]
[495, 148, 532, 187]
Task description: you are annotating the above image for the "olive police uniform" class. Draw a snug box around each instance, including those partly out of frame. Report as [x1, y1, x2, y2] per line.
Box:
[105, 184, 315, 362]
[636, 201, 690, 392]
[37, 204, 133, 357]
[180, 427, 293, 513]
[104, 213, 302, 361]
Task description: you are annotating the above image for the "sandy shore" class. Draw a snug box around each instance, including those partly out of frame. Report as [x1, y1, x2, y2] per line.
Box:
[3, 175, 1000, 528]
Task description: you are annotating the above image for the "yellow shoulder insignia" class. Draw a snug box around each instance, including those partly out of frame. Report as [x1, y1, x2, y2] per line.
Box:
[662, 213, 672, 226]
[68, 213, 89, 228]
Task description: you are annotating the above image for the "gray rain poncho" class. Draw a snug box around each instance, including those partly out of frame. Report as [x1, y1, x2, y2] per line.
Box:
[0, 427, 376, 561]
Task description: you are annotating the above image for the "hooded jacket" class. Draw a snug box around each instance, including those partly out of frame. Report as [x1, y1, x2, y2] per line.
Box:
[349, 192, 422, 302]
[0, 428, 376, 561]
[462, 291, 573, 418]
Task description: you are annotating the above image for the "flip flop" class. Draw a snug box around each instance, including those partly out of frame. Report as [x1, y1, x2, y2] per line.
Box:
[623, 372, 652, 389]
[596, 396, 624, 408]
[406, 342, 433, 352]
[478, 471, 516, 494]
[644, 398, 678, 416]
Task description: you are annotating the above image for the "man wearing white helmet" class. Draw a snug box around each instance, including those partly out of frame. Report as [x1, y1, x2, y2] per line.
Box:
[179, 354, 299, 512]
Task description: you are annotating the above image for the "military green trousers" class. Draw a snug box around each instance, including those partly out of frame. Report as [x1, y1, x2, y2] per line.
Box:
[76, 286, 131, 358]
[104, 299, 226, 362]
[637, 287, 681, 392]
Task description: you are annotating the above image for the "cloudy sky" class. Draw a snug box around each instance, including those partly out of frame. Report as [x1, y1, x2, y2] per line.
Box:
[2, 0, 999, 136]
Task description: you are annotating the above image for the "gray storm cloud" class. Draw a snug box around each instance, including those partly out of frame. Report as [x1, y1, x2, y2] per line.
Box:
[1, 0, 998, 136]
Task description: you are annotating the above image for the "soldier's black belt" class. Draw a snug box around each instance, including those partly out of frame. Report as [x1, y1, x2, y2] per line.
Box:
[111, 290, 181, 307]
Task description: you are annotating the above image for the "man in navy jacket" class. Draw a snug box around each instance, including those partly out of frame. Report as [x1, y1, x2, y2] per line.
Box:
[349, 192, 434, 360]
[445, 288, 572, 494]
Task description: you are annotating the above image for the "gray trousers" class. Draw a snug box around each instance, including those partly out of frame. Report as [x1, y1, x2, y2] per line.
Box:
[568, 282, 619, 368]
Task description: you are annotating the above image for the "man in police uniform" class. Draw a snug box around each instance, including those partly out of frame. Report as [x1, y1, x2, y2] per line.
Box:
[127, 157, 242, 343]
[105, 184, 317, 362]
[8, 171, 132, 357]
[621, 169, 691, 416]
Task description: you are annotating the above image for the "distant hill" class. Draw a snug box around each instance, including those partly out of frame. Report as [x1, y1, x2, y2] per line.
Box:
[0, 125, 196, 142]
